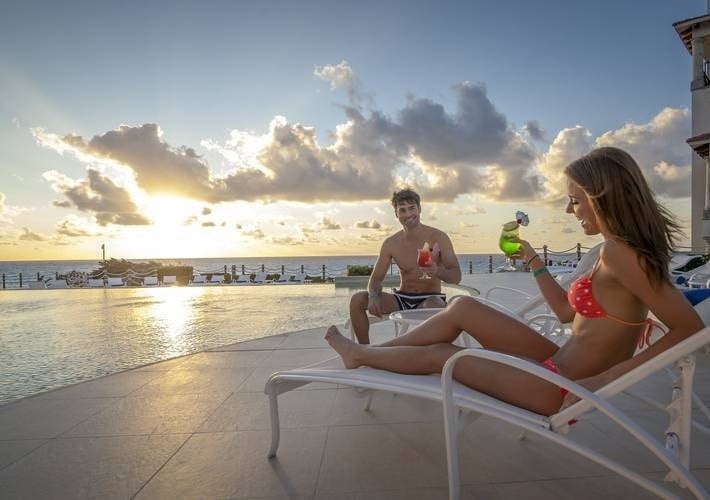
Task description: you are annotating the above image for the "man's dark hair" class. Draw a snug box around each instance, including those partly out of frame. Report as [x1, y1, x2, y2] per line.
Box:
[391, 188, 421, 209]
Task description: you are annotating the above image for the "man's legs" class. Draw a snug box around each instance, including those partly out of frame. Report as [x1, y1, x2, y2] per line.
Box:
[349, 290, 399, 344]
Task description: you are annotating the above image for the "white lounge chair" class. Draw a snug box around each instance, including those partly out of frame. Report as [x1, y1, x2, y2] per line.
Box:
[107, 277, 124, 287]
[143, 276, 158, 286]
[87, 278, 105, 288]
[265, 326, 710, 500]
[49, 279, 69, 289]
[232, 274, 251, 285]
[290, 273, 309, 284]
[273, 274, 293, 284]
[190, 275, 206, 286]
[252, 272, 269, 284]
[206, 274, 223, 285]
[162, 275, 177, 286]
[28, 280, 47, 289]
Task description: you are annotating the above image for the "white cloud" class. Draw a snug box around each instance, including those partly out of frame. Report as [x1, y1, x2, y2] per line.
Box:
[314, 60, 355, 90]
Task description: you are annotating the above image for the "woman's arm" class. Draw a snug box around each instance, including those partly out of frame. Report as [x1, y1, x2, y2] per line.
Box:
[515, 239, 575, 323]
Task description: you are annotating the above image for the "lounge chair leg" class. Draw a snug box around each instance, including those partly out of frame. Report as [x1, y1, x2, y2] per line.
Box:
[663, 356, 695, 486]
[267, 386, 281, 458]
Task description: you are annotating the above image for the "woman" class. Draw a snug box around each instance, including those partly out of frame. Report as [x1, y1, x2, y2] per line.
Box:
[325, 147, 704, 416]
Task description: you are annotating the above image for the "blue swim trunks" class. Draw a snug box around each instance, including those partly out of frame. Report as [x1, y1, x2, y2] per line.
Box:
[392, 289, 447, 311]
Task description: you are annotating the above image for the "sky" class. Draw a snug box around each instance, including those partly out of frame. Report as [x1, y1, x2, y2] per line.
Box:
[0, 0, 706, 261]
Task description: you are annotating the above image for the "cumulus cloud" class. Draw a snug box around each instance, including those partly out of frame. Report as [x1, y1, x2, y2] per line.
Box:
[56, 215, 99, 237]
[314, 60, 355, 91]
[42, 168, 151, 226]
[202, 207, 212, 215]
[202, 221, 216, 227]
[535, 107, 691, 203]
[320, 217, 341, 230]
[356, 220, 382, 229]
[523, 121, 545, 141]
[595, 107, 691, 197]
[19, 227, 47, 241]
[243, 228, 265, 239]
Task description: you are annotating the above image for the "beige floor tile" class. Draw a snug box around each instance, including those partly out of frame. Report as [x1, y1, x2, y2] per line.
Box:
[265, 348, 336, 369]
[135, 429, 327, 499]
[128, 366, 254, 397]
[39, 369, 162, 399]
[199, 388, 338, 432]
[64, 392, 229, 436]
[238, 366, 336, 393]
[0, 439, 47, 469]
[493, 475, 656, 500]
[328, 388, 444, 426]
[177, 349, 272, 369]
[457, 417, 610, 482]
[0, 397, 116, 440]
[0, 434, 188, 499]
[212, 334, 288, 351]
[132, 355, 191, 372]
[315, 422, 489, 495]
[316, 487, 452, 499]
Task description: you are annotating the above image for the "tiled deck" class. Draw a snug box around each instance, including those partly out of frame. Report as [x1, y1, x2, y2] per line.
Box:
[1, 274, 709, 499]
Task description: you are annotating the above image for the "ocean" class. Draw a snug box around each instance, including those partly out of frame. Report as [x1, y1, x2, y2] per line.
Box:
[0, 252, 583, 405]
[0, 254, 522, 287]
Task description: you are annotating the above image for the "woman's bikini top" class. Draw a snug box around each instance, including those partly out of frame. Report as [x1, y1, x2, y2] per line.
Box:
[567, 257, 656, 348]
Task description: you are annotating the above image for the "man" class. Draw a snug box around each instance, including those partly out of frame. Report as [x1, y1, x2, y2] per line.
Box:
[350, 188, 461, 343]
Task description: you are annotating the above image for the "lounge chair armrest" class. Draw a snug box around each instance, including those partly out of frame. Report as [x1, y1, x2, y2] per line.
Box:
[484, 286, 534, 301]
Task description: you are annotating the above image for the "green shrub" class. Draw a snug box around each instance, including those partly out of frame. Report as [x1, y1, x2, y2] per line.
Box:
[347, 264, 373, 276]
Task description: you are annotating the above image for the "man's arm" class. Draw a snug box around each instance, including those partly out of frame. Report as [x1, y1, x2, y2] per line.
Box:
[435, 232, 461, 284]
[367, 239, 393, 297]
[366, 239, 394, 318]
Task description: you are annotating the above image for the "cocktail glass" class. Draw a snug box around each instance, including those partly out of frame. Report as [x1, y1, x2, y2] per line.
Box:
[417, 247, 433, 279]
[499, 221, 520, 272]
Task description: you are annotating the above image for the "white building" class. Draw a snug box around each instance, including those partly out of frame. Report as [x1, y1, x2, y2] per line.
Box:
[674, 4, 710, 251]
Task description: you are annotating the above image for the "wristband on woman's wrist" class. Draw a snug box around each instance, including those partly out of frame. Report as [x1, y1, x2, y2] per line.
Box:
[533, 266, 549, 278]
[525, 254, 540, 266]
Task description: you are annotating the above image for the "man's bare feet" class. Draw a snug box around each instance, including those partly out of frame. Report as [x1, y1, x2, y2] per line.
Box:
[325, 325, 364, 369]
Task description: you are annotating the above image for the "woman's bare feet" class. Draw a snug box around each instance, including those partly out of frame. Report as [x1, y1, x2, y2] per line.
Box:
[325, 325, 364, 369]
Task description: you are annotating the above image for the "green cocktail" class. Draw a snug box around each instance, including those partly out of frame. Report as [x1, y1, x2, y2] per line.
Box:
[499, 221, 521, 257]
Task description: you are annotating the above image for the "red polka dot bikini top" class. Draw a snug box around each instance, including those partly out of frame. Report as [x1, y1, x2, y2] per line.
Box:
[567, 257, 656, 348]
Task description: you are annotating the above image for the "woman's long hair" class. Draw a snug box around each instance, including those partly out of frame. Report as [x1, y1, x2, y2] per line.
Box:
[564, 147, 683, 287]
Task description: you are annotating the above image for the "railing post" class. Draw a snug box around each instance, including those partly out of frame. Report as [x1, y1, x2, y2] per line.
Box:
[2, 273, 4, 289]
[488, 255, 492, 273]
[576, 242, 582, 262]
[543, 245, 549, 265]
[231, 265, 236, 276]
[468, 261, 472, 274]
[322, 264, 326, 281]
[261, 264, 265, 272]
[37, 272, 40, 281]
[301, 264, 304, 274]
[242, 264, 245, 275]
[224, 265, 227, 275]
[281, 264, 285, 275]
[19, 272, 23, 288]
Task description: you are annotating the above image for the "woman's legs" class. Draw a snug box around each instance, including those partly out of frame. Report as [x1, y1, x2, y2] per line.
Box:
[325, 326, 563, 416]
[382, 296, 558, 362]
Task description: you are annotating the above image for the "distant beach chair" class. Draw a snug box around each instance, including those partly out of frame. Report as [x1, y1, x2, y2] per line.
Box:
[273, 274, 292, 284]
[206, 274, 223, 285]
[29, 280, 47, 289]
[107, 277, 125, 287]
[143, 276, 159, 286]
[232, 274, 251, 285]
[190, 275, 206, 286]
[162, 275, 177, 286]
[252, 272, 270, 284]
[49, 279, 69, 289]
[88, 278, 105, 288]
[290, 273, 309, 284]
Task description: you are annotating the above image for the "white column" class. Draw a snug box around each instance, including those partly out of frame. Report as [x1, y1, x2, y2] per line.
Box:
[692, 35, 705, 89]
